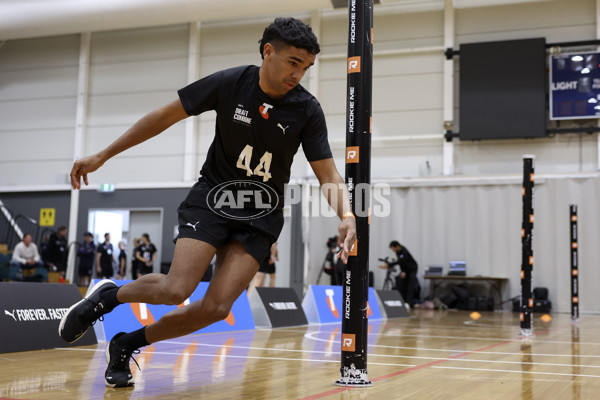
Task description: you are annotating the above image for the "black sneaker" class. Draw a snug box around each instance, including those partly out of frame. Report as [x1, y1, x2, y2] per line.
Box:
[58, 279, 118, 343]
[105, 332, 139, 387]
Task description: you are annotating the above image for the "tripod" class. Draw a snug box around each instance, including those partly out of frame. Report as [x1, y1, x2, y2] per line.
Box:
[378, 257, 397, 290]
[382, 267, 396, 290]
[316, 248, 341, 285]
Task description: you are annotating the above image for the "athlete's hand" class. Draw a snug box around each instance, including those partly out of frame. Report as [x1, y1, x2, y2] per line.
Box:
[70, 154, 105, 189]
[337, 216, 356, 264]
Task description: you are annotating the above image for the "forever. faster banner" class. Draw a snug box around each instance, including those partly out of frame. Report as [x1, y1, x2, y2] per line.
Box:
[0, 282, 97, 353]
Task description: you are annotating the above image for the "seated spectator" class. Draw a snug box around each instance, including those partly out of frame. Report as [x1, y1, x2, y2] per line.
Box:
[10, 233, 46, 282]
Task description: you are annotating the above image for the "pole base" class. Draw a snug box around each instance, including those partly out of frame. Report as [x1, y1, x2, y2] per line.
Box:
[334, 365, 373, 387]
[334, 379, 373, 387]
[519, 328, 533, 337]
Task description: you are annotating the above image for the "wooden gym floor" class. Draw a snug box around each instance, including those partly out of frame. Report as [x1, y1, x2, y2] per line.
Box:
[0, 310, 598, 399]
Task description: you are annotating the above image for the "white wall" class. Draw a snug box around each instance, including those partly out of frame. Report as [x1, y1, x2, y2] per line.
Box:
[86, 25, 189, 183]
[0, 35, 80, 185]
[306, 174, 600, 313]
[2, 1, 599, 184]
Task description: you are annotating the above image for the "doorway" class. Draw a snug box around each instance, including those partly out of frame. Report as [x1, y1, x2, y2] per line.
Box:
[87, 208, 163, 279]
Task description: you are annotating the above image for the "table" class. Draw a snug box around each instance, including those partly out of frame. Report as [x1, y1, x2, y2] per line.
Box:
[424, 275, 509, 309]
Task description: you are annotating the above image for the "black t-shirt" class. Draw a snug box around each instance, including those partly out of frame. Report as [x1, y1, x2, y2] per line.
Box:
[97, 242, 114, 267]
[133, 245, 143, 266]
[119, 249, 126, 263]
[137, 243, 156, 263]
[178, 65, 332, 207]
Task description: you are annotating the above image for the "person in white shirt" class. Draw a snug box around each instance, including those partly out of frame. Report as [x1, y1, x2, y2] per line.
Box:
[11, 233, 44, 280]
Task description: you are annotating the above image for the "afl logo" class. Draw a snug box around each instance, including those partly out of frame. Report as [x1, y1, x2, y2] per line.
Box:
[207, 180, 279, 220]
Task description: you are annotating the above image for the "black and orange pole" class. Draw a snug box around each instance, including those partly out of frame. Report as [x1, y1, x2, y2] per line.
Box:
[570, 204, 579, 322]
[335, 0, 373, 387]
[520, 155, 535, 337]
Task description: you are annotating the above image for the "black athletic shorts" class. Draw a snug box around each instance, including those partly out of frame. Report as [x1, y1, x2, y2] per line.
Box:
[176, 179, 284, 263]
[78, 263, 92, 277]
[258, 261, 276, 274]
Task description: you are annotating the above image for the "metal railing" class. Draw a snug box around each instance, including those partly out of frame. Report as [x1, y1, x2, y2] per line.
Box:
[6, 214, 40, 250]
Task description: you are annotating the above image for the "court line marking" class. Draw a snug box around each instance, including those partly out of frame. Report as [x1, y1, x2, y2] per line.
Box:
[431, 365, 600, 378]
[57, 326, 598, 400]
[463, 319, 600, 331]
[55, 348, 415, 367]
[269, 320, 600, 337]
[300, 325, 581, 400]
[298, 339, 514, 400]
[158, 341, 600, 369]
[303, 330, 600, 358]
[374, 331, 600, 346]
[161, 333, 600, 360]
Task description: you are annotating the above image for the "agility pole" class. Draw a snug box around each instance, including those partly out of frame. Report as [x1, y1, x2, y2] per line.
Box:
[335, 0, 374, 387]
[570, 204, 579, 322]
[520, 155, 535, 337]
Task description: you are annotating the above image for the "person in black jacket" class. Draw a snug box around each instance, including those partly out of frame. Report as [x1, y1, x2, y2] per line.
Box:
[77, 232, 96, 286]
[46, 226, 68, 275]
[380, 240, 420, 307]
[322, 235, 344, 285]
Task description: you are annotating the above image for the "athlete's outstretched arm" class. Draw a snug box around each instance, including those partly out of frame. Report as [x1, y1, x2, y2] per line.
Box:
[70, 99, 189, 189]
[309, 158, 356, 264]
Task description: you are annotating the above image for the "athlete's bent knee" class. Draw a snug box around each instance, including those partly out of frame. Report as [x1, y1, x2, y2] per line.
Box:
[212, 304, 231, 321]
[202, 301, 231, 323]
[161, 285, 193, 305]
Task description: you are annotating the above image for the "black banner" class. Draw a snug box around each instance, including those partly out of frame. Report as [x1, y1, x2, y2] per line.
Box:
[570, 204, 579, 321]
[248, 287, 307, 328]
[336, 0, 373, 387]
[520, 156, 535, 336]
[0, 282, 97, 353]
[376, 290, 409, 318]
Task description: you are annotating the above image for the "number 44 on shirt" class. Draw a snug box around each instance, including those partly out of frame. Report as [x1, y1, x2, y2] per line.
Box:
[236, 144, 272, 182]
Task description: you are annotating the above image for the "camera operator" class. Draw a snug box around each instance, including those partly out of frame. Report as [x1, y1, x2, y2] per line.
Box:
[380, 240, 420, 307]
[323, 235, 344, 285]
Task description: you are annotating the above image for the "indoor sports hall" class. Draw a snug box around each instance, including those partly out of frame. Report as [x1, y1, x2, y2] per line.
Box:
[2, 0, 600, 399]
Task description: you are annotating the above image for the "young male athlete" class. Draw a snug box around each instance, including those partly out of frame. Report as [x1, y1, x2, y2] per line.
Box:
[59, 17, 356, 388]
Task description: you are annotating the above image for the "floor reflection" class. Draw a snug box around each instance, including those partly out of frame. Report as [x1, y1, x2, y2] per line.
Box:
[3, 311, 600, 399]
[572, 324, 581, 400]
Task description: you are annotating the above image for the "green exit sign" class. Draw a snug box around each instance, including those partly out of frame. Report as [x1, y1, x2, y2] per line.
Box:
[99, 183, 115, 192]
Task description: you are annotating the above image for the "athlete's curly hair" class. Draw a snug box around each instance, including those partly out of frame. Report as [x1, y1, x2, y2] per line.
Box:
[259, 17, 320, 59]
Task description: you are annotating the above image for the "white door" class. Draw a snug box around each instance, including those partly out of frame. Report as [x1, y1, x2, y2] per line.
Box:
[128, 210, 163, 276]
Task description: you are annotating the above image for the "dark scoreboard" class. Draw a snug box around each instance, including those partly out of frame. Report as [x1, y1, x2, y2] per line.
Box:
[459, 38, 547, 140]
